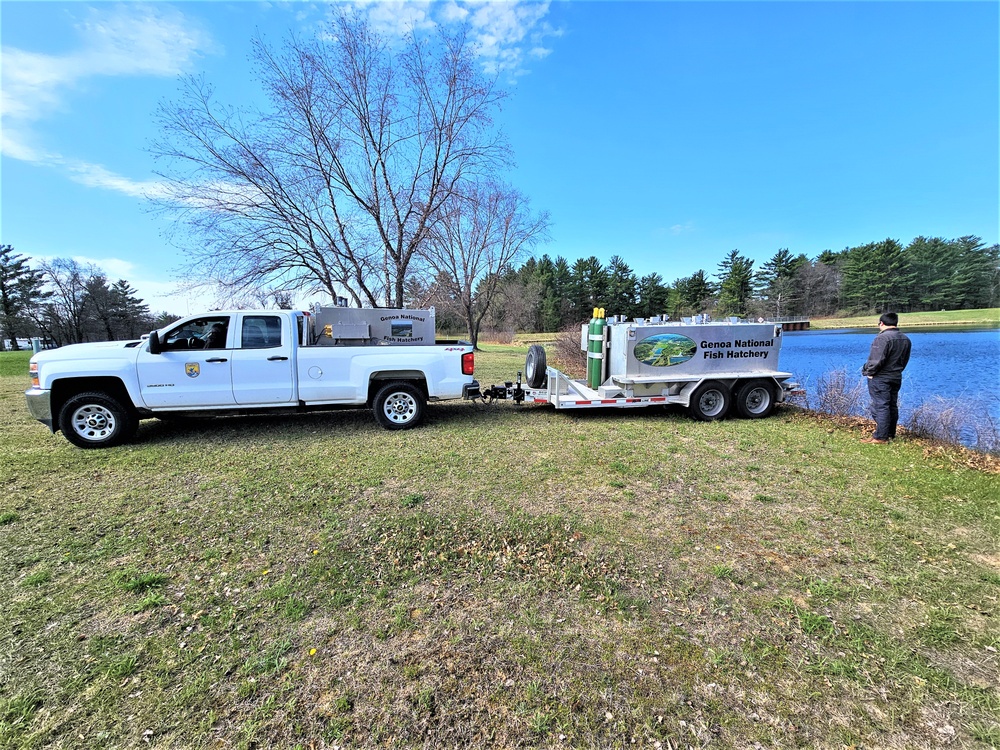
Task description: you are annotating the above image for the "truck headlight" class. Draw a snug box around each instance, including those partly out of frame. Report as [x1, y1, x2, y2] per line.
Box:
[29, 362, 39, 388]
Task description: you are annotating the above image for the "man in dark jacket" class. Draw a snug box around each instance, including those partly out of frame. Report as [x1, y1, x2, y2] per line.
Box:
[861, 311, 911, 444]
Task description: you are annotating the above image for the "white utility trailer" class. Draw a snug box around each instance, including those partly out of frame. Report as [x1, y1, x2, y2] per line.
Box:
[478, 313, 798, 421]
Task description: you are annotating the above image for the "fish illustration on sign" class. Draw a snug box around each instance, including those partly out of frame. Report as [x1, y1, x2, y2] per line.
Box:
[185, 363, 200, 378]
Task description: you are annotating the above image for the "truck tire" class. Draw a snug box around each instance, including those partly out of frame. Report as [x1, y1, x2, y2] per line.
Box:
[373, 381, 425, 430]
[687, 381, 731, 422]
[734, 379, 776, 419]
[525, 344, 547, 389]
[59, 391, 138, 449]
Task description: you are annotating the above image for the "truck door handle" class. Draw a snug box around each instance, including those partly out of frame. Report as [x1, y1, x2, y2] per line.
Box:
[206, 357, 228, 363]
[267, 355, 289, 361]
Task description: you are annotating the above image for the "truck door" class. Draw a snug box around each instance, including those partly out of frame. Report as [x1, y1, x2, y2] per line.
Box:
[136, 315, 236, 408]
[231, 313, 295, 405]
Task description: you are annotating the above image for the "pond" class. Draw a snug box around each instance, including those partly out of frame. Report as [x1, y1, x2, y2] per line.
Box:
[781, 326, 1000, 446]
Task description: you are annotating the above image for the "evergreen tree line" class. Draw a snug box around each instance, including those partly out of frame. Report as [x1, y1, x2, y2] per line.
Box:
[452, 236, 998, 334]
[0, 246, 176, 349]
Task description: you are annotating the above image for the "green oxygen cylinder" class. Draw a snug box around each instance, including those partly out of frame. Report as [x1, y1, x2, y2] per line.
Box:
[588, 307, 606, 389]
[586, 308, 598, 388]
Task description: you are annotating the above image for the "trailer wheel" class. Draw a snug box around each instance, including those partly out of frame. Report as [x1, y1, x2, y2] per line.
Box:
[59, 391, 138, 449]
[525, 344, 547, 389]
[688, 381, 731, 422]
[373, 381, 425, 430]
[734, 380, 776, 419]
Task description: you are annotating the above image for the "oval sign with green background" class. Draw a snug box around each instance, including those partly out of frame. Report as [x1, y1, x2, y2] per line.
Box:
[633, 333, 697, 367]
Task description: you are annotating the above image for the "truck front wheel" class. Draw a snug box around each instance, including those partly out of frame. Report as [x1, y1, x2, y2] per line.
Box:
[373, 382, 425, 430]
[734, 380, 776, 419]
[688, 381, 731, 422]
[59, 392, 138, 449]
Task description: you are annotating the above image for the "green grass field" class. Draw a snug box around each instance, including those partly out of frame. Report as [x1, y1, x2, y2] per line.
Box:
[1, 346, 998, 749]
[811, 308, 1000, 330]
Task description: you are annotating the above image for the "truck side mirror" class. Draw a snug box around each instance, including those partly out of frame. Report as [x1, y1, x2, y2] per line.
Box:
[148, 331, 162, 355]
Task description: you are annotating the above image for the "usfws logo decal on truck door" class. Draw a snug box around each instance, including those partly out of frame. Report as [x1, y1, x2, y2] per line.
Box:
[185, 363, 200, 378]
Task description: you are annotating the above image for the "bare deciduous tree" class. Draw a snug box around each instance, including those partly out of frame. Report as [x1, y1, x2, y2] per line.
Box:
[424, 182, 548, 348]
[34, 258, 91, 346]
[151, 11, 509, 308]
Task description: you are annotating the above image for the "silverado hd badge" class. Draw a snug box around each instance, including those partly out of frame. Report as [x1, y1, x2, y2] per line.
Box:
[185, 363, 200, 378]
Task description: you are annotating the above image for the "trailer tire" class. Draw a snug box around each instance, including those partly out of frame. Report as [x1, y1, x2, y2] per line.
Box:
[59, 391, 138, 449]
[525, 345, 547, 389]
[734, 380, 776, 419]
[373, 381, 425, 430]
[688, 381, 731, 422]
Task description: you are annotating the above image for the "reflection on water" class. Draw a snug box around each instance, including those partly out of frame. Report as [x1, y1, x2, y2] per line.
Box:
[781, 327, 1000, 434]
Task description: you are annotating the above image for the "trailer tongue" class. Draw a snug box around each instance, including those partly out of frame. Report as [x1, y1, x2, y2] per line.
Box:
[475, 309, 799, 421]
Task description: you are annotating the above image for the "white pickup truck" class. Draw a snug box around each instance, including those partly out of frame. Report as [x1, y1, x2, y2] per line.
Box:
[25, 308, 478, 448]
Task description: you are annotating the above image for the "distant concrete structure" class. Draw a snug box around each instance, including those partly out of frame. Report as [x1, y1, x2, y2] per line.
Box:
[769, 316, 810, 331]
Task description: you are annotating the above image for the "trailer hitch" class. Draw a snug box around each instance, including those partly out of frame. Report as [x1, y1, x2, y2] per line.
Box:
[481, 372, 526, 404]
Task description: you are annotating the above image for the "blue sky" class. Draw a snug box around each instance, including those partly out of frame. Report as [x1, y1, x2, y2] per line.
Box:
[2, 1, 997, 314]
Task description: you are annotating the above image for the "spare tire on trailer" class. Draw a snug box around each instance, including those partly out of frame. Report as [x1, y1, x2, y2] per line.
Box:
[525, 344, 547, 389]
[734, 379, 776, 419]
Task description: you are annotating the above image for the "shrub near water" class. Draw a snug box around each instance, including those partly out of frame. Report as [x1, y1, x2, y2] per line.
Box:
[801, 362, 1000, 454]
[908, 395, 1000, 455]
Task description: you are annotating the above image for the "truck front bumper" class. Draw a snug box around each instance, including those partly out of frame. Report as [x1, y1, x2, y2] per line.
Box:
[25, 388, 55, 431]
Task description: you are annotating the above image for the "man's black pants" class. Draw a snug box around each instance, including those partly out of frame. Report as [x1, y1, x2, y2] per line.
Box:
[868, 377, 902, 440]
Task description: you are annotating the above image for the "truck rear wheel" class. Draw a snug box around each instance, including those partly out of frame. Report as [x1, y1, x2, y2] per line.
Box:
[688, 381, 730, 422]
[373, 381, 425, 430]
[59, 392, 138, 449]
[734, 380, 776, 419]
[525, 344, 547, 389]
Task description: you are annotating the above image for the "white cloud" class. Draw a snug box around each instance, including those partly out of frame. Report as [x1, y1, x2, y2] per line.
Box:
[466, 1, 553, 77]
[351, 0, 437, 37]
[1, 4, 215, 190]
[344, 0, 559, 79]
[63, 159, 172, 199]
[652, 222, 696, 239]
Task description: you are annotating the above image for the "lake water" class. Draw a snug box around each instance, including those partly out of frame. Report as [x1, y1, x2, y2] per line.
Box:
[780, 327, 1000, 438]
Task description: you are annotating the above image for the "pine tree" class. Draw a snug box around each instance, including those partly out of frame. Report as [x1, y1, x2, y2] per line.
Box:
[716, 250, 755, 317]
[841, 239, 913, 312]
[0, 245, 48, 350]
[605, 255, 638, 317]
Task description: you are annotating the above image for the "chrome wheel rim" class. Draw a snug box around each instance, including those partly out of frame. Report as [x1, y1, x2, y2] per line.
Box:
[744, 387, 771, 414]
[70, 404, 117, 442]
[698, 390, 726, 417]
[382, 392, 417, 424]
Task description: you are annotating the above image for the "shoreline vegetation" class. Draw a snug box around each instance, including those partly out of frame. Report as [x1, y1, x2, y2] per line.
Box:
[1, 345, 998, 748]
[809, 307, 999, 330]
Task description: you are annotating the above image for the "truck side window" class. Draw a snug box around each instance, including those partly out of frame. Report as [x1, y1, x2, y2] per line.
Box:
[164, 317, 229, 351]
[242, 315, 282, 349]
